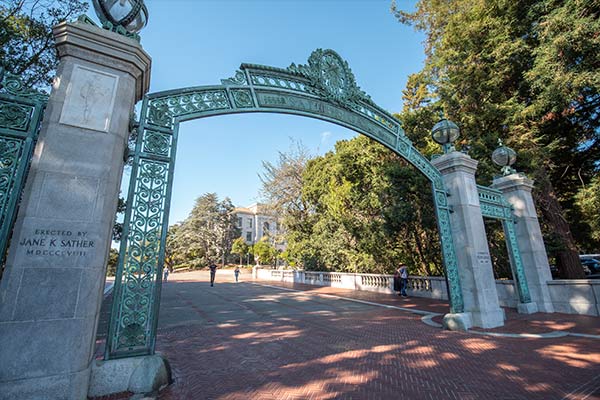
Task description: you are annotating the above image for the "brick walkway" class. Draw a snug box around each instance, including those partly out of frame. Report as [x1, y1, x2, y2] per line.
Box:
[94, 271, 600, 400]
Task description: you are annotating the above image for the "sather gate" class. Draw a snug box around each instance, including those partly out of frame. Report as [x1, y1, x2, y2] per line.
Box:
[106, 49, 533, 359]
[0, 8, 553, 398]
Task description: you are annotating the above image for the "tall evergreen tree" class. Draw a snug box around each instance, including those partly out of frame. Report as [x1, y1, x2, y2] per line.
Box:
[167, 193, 239, 269]
[393, 0, 599, 278]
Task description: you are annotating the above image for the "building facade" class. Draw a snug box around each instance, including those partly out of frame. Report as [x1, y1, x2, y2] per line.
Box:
[234, 203, 285, 250]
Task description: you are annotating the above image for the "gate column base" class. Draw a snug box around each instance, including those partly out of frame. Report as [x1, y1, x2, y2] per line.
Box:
[442, 312, 473, 331]
[88, 355, 171, 397]
[518, 301, 538, 314]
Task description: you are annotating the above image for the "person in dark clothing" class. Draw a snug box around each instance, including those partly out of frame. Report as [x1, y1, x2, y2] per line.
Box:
[393, 268, 402, 295]
[209, 262, 217, 286]
[399, 264, 408, 297]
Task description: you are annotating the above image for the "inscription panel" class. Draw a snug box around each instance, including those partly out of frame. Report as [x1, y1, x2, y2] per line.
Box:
[17, 228, 95, 258]
[256, 91, 397, 147]
[59, 65, 119, 132]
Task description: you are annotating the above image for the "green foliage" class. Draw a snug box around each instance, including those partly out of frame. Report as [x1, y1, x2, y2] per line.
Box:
[251, 237, 277, 266]
[0, 0, 89, 89]
[394, 0, 600, 277]
[231, 237, 249, 265]
[280, 136, 442, 275]
[575, 175, 600, 249]
[106, 248, 119, 276]
[111, 195, 126, 242]
[165, 193, 240, 270]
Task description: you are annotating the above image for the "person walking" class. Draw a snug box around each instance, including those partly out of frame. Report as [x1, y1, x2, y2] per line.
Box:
[393, 268, 402, 295]
[163, 268, 169, 282]
[399, 264, 408, 297]
[209, 262, 217, 287]
[234, 266, 240, 283]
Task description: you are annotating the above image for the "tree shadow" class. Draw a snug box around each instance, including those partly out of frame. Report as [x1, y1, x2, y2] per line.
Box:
[152, 280, 600, 400]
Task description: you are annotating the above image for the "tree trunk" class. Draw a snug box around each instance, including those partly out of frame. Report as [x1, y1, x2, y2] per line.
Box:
[412, 228, 432, 276]
[535, 173, 586, 279]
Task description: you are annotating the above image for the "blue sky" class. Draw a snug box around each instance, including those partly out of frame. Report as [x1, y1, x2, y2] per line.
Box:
[116, 0, 425, 224]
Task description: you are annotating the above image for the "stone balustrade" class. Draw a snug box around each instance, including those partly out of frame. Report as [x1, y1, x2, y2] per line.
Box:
[255, 268, 600, 316]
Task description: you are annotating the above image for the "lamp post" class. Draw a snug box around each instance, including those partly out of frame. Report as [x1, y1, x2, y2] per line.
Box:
[492, 139, 518, 176]
[431, 117, 460, 154]
[92, 0, 149, 34]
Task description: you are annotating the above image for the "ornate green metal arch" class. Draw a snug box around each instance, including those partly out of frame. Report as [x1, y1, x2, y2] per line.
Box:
[477, 185, 532, 304]
[106, 49, 464, 359]
[0, 69, 47, 272]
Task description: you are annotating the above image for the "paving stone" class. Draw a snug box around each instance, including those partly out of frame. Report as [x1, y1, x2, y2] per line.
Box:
[92, 271, 600, 400]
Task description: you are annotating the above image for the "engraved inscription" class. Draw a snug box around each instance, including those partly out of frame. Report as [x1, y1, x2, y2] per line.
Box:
[476, 251, 492, 266]
[19, 229, 94, 257]
[256, 92, 397, 146]
[59, 65, 119, 132]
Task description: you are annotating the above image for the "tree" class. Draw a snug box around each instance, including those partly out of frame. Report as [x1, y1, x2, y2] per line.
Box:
[111, 195, 126, 242]
[106, 248, 119, 276]
[231, 237, 249, 266]
[252, 236, 277, 266]
[259, 140, 312, 234]
[280, 136, 442, 275]
[393, 0, 599, 278]
[1, 0, 89, 89]
[166, 193, 239, 270]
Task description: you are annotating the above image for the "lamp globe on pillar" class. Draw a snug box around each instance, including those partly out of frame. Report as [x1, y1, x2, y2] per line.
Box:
[92, 0, 149, 34]
[492, 139, 518, 176]
[431, 117, 460, 154]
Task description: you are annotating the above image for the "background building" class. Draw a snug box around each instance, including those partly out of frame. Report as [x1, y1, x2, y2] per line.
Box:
[234, 203, 286, 250]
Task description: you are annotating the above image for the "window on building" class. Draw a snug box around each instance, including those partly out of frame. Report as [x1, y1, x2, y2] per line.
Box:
[246, 232, 252, 242]
[237, 217, 242, 228]
[248, 218, 252, 228]
[263, 222, 270, 233]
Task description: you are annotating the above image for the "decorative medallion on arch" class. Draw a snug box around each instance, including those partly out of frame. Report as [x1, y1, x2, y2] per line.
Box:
[106, 49, 465, 359]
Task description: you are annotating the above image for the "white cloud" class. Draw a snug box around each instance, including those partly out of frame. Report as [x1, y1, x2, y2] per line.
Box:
[320, 131, 332, 144]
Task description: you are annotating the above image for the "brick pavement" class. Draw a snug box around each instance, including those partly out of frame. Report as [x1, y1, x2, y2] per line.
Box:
[93, 271, 600, 400]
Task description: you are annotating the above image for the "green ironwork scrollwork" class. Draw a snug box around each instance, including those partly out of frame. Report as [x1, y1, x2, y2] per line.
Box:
[288, 49, 371, 105]
[107, 156, 170, 357]
[221, 70, 248, 86]
[0, 138, 25, 226]
[0, 101, 32, 131]
[107, 49, 467, 358]
[477, 185, 532, 305]
[231, 89, 254, 108]
[142, 130, 171, 157]
[503, 219, 531, 303]
[0, 68, 49, 104]
[0, 68, 46, 274]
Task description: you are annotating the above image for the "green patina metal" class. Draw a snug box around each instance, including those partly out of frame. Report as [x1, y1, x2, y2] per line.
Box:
[477, 185, 531, 304]
[106, 49, 465, 359]
[0, 69, 47, 271]
[76, 15, 142, 42]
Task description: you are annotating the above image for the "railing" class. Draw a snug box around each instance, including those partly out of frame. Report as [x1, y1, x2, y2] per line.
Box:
[407, 276, 432, 292]
[360, 274, 390, 288]
[271, 270, 282, 278]
[257, 268, 600, 316]
[305, 272, 321, 283]
[323, 273, 342, 283]
[257, 268, 446, 299]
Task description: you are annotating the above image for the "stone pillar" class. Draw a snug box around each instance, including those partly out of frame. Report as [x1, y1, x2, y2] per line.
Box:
[492, 174, 554, 313]
[432, 152, 505, 328]
[0, 21, 150, 399]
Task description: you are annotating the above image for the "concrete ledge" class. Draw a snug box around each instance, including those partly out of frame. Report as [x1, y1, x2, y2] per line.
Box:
[442, 312, 472, 331]
[517, 301, 538, 314]
[88, 355, 170, 397]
